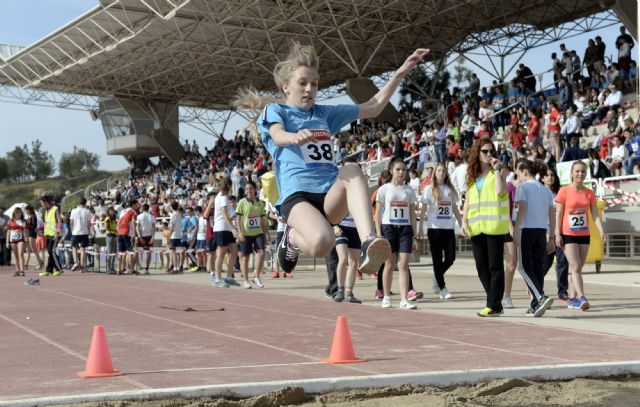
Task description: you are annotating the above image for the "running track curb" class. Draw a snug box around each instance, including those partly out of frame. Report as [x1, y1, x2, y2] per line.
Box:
[3, 361, 640, 406]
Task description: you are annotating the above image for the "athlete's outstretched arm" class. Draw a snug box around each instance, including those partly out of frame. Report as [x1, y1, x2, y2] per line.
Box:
[269, 123, 317, 147]
[358, 49, 429, 119]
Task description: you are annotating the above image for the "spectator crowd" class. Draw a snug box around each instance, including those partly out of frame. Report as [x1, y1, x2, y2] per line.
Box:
[2, 26, 639, 289]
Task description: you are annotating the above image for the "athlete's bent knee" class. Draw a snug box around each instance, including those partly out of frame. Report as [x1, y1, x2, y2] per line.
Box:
[307, 234, 335, 257]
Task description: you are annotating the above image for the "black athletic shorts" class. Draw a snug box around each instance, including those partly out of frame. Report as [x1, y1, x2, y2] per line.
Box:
[239, 234, 266, 255]
[382, 224, 414, 254]
[279, 192, 327, 222]
[562, 234, 591, 245]
[335, 225, 361, 249]
[71, 234, 89, 248]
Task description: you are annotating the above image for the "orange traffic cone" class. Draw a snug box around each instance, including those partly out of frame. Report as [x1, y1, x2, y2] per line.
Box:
[320, 316, 366, 364]
[77, 325, 122, 378]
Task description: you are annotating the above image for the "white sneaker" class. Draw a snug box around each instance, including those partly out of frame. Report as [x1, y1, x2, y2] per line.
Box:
[399, 299, 417, 309]
[252, 277, 264, 288]
[381, 296, 392, 308]
[243, 281, 252, 289]
[502, 297, 514, 308]
[439, 287, 453, 300]
[431, 276, 440, 294]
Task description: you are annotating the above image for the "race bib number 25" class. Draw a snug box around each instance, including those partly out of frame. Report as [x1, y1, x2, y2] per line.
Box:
[568, 209, 588, 232]
[301, 130, 336, 168]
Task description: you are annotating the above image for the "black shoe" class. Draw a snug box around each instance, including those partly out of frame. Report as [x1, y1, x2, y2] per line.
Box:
[525, 307, 535, 317]
[333, 289, 345, 302]
[359, 236, 391, 275]
[345, 293, 362, 304]
[276, 224, 299, 273]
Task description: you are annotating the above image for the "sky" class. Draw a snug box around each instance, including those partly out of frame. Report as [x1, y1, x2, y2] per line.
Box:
[0, 1, 626, 172]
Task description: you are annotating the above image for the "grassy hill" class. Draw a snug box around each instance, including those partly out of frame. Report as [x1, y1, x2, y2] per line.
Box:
[0, 169, 129, 211]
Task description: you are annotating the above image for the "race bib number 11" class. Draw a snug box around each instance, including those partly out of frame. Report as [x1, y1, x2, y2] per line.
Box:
[302, 130, 336, 168]
[389, 201, 409, 224]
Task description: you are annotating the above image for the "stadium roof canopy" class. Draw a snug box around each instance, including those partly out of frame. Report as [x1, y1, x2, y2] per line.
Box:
[0, 0, 620, 111]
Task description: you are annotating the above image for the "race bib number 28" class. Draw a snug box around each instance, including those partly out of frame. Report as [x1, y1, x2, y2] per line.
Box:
[437, 200, 452, 220]
[301, 130, 336, 168]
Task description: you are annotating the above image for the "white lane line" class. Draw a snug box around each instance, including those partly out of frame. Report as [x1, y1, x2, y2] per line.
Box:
[3, 360, 640, 407]
[127, 361, 324, 375]
[0, 313, 149, 390]
[41, 288, 381, 376]
[111, 281, 578, 364]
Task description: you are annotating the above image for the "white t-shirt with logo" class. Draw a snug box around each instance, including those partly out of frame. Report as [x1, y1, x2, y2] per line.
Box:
[169, 211, 182, 240]
[377, 184, 416, 226]
[213, 193, 233, 232]
[136, 212, 156, 237]
[420, 184, 457, 230]
[197, 216, 207, 241]
[70, 207, 92, 235]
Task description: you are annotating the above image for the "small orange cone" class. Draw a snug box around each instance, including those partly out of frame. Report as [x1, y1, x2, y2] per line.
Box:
[320, 316, 366, 364]
[77, 325, 122, 378]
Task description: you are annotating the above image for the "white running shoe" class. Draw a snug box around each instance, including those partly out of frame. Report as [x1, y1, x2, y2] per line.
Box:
[243, 281, 252, 289]
[439, 287, 453, 300]
[432, 276, 440, 294]
[399, 299, 417, 310]
[381, 296, 392, 308]
[252, 277, 264, 288]
[501, 297, 514, 308]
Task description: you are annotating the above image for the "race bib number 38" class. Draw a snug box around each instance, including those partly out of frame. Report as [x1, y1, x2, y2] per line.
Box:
[568, 209, 587, 232]
[301, 130, 336, 168]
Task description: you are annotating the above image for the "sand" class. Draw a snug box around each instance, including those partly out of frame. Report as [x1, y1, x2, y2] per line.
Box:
[64, 375, 640, 407]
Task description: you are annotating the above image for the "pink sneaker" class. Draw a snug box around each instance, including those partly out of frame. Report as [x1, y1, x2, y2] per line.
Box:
[408, 289, 424, 302]
[374, 289, 384, 300]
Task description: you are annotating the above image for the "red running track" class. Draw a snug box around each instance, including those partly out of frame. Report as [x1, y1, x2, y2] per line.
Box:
[1, 267, 639, 401]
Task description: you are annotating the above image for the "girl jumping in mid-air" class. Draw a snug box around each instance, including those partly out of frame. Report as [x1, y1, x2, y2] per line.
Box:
[235, 43, 429, 277]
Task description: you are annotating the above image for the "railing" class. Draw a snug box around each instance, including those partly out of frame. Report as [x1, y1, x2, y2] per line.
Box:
[60, 173, 128, 212]
[598, 174, 640, 209]
[60, 188, 85, 212]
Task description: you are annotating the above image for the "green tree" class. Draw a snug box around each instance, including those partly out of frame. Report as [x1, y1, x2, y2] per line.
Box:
[398, 64, 450, 111]
[5, 144, 32, 183]
[29, 139, 55, 180]
[0, 157, 8, 182]
[58, 146, 100, 178]
[453, 55, 471, 91]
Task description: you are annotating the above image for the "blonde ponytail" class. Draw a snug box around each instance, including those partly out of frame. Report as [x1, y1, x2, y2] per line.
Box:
[233, 41, 319, 143]
[231, 87, 277, 143]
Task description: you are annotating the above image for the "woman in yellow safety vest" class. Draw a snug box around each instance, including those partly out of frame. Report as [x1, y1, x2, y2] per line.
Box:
[39, 195, 63, 276]
[461, 139, 510, 317]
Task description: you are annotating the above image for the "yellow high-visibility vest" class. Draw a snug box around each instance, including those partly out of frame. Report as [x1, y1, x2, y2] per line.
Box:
[44, 206, 60, 237]
[466, 170, 510, 237]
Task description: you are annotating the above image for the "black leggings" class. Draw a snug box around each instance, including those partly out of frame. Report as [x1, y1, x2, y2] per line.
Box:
[518, 228, 547, 309]
[428, 228, 456, 290]
[46, 236, 62, 272]
[471, 233, 505, 312]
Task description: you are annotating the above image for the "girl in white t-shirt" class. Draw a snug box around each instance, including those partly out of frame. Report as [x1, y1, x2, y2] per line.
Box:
[419, 163, 462, 300]
[212, 178, 238, 288]
[375, 158, 418, 310]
